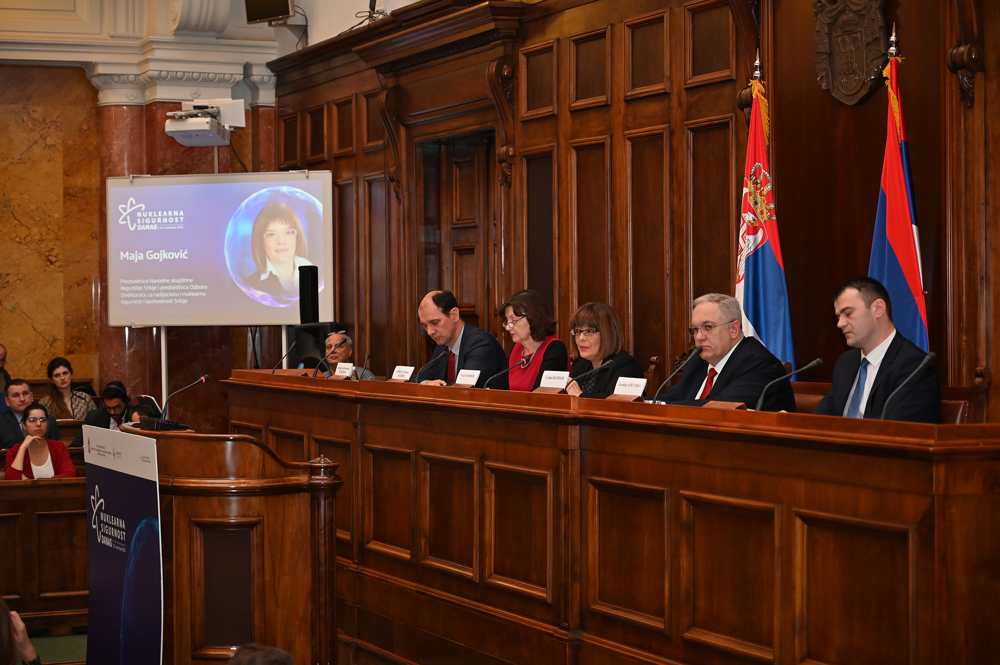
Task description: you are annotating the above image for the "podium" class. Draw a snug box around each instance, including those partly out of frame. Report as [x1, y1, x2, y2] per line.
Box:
[129, 426, 341, 665]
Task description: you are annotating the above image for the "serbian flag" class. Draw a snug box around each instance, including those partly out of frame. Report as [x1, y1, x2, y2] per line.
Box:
[735, 79, 796, 367]
[868, 57, 929, 351]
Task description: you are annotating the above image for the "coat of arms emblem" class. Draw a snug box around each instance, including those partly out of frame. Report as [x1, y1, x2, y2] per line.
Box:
[815, 0, 887, 105]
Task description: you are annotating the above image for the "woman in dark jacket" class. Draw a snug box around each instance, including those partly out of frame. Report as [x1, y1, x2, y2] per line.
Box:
[566, 302, 645, 399]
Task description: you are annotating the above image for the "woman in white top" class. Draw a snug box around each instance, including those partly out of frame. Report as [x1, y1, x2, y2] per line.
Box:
[247, 202, 314, 298]
[3, 402, 76, 480]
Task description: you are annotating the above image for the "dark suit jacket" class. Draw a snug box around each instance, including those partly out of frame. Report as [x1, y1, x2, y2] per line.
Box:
[71, 407, 125, 445]
[569, 351, 646, 399]
[816, 333, 940, 423]
[416, 323, 507, 389]
[0, 411, 60, 447]
[663, 337, 795, 411]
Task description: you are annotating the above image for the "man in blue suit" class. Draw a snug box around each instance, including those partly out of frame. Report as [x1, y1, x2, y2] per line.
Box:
[415, 290, 505, 389]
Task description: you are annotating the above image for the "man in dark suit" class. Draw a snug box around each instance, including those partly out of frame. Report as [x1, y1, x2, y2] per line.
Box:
[0, 379, 59, 447]
[817, 277, 939, 422]
[664, 293, 795, 411]
[72, 383, 130, 444]
[415, 290, 506, 389]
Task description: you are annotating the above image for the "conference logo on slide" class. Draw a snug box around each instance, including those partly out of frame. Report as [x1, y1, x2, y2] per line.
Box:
[89, 484, 128, 553]
[118, 196, 185, 231]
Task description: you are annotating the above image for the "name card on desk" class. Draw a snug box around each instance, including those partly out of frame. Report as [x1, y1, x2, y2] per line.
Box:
[454, 369, 480, 386]
[608, 376, 647, 401]
[390, 366, 414, 382]
[333, 363, 354, 379]
[536, 370, 570, 392]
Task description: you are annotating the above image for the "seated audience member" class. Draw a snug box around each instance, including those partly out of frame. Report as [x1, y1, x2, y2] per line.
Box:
[324, 331, 375, 380]
[497, 290, 568, 390]
[566, 303, 645, 398]
[230, 643, 293, 665]
[1, 598, 40, 665]
[39, 357, 96, 420]
[73, 383, 130, 444]
[414, 290, 506, 388]
[127, 397, 162, 424]
[0, 343, 10, 396]
[663, 293, 795, 411]
[4, 402, 76, 480]
[817, 277, 940, 422]
[0, 380, 59, 447]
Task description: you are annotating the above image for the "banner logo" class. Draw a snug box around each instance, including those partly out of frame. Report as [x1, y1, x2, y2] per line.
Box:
[90, 484, 128, 552]
[117, 196, 185, 231]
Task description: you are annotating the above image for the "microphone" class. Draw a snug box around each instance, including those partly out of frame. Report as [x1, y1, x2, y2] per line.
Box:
[483, 355, 530, 389]
[161, 374, 208, 421]
[354, 354, 372, 381]
[270, 339, 298, 374]
[311, 355, 332, 379]
[650, 347, 700, 403]
[565, 355, 623, 393]
[754, 358, 822, 411]
[413, 348, 449, 382]
[879, 351, 935, 420]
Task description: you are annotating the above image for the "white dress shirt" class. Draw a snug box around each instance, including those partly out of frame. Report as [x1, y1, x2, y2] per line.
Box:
[695, 337, 744, 399]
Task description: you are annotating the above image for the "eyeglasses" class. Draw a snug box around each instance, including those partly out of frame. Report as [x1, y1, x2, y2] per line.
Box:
[502, 315, 526, 330]
[570, 327, 599, 339]
[688, 319, 738, 337]
[25, 416, 47, 424]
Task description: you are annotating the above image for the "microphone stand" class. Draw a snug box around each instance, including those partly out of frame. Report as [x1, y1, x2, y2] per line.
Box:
[650, 348, 700, 403]
[879, 352, 935, 419]
[161, 374, 208, 422]
[270, 339, 298, 374]
[413, 349, 449, 383]
[753, 358, 822, 410]
[483, 356, 530, 389]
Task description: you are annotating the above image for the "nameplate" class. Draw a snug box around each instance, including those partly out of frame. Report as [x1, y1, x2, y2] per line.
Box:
[454, 369, 480, 387]
[333, 363, 355, 379]
[607, 376, 647, 402]
[535, 371, 570, 392]
[389, 366, 415, 382]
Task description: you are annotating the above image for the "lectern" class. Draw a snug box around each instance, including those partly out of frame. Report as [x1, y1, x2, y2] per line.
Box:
[130, 427, 341, 665]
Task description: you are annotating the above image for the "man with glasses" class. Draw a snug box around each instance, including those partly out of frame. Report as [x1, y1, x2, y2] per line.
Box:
[72, 382, 130, 444]
[0, 379, 60, 446]
[324, 331, 375, 380]
[415, 290, 505, 388]
[663, 293, 795, 411]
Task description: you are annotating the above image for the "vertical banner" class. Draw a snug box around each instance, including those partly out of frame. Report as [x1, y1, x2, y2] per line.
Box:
[84, 426, 163, 665]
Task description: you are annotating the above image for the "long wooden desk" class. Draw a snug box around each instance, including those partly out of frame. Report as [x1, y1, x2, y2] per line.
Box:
[225, 369, 1000, 665]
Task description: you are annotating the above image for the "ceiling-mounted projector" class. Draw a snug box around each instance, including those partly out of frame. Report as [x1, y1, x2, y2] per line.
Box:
[165, 98, 246, 147]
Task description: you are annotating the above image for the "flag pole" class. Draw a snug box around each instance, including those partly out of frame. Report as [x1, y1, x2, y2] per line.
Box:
[889, 22, 897, 58]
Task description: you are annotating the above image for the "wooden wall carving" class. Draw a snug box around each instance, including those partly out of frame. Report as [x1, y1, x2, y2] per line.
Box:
[813, 0, 887, 105]
[269, 0, 1000, 415]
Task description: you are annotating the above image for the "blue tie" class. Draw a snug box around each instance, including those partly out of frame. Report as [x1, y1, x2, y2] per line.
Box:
[845, 358, 870, 419]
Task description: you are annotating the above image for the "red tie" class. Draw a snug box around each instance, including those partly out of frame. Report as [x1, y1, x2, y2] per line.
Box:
[447, 351, 457, 384]
[698, 367, 717, 400]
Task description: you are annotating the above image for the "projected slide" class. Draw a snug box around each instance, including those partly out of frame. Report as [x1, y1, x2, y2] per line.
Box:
[106, 171, 333, 326]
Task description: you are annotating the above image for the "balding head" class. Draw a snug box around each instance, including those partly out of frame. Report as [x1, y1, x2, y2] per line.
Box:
[418, 290, 463, 347]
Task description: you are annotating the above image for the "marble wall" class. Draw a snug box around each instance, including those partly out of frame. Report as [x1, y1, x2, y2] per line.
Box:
[0, 65, 101, 382]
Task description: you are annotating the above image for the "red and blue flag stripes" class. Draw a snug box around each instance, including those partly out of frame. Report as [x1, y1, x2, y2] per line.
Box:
[868, 57, 929, 351]
[735, 79, 796, 368]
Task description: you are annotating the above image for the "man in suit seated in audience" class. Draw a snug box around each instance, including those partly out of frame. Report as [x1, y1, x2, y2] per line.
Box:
[324, 331, 375, 380]
[817, 277, 939, 422]
[664, 293, 795, 411]
[73, 382, 130, 444]
[0, 379, 59, 447]
[415, 290, 506, 388]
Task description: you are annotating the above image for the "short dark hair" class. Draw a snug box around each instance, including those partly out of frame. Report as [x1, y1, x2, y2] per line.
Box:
[5, 379, 28, 396]
[101, 382, 128, 402]
[24, 401, 48, 420]
[430, 290, 459, 314]
[836, 277, 893, 319]
[568, 302, 625, 360]
[230, 643, 294, 665]
[498, 290, 556, 341]
[46, 356, 73, 379]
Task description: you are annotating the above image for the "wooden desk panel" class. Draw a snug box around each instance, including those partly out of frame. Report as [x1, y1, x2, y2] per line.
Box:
[225, 370, 1000, 665]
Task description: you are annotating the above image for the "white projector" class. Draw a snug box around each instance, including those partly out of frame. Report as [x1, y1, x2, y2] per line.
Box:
[164, 115, 231, 147]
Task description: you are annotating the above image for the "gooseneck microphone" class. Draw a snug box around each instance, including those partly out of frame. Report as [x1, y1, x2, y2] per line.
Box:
[354, 354, 372, 381]
[161, 374, 208, 421]
[413, 348, 449, 383]
[483, 355, 531, 389]
[650, 347, 700, 403]
[565, 355, 623, 393]
[270, 339, 298, 374]
[311, 356, 332, 379]
[879, 352, 935, 420]
[754, 357, 822, 411]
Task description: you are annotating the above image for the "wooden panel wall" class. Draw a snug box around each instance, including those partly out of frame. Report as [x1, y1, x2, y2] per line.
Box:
[270, 0, 999, 410]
